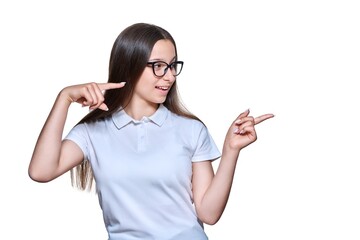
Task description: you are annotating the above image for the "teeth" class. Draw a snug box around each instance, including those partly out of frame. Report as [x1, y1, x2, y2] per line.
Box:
[156, 86, 169, 90]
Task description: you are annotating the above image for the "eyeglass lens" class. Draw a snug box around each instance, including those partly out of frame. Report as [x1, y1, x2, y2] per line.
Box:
[152, 61, 183, 77]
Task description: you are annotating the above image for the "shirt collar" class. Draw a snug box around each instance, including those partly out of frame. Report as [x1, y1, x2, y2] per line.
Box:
[112, 104, 169, 130]
[148, 104, 168, 127]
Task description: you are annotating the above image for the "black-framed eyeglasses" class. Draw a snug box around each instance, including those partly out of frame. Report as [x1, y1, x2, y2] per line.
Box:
[147, 61, 184, 77]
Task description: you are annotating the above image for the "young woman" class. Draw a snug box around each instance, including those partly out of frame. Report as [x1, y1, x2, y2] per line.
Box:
[28, 22, 274, 240]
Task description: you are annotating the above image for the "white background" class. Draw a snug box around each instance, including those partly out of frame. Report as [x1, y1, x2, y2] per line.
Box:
[1, 0, 359, 239]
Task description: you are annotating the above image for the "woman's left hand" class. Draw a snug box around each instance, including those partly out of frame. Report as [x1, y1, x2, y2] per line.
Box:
[225, 109, 274, 151]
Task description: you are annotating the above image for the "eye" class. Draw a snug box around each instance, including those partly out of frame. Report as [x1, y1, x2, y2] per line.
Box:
[170, 62, 178, 69]
[153, 62, 166, 70]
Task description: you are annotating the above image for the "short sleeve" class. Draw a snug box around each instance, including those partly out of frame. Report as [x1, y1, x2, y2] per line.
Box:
[191, 122, 221, 162]
[64, 123, 90, 161]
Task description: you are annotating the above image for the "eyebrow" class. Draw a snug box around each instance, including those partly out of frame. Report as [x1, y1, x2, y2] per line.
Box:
[148, 56, 177, 63]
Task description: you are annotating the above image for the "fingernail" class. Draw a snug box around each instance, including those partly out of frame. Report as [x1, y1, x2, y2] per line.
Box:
[235, 119, 241, 124]
[233, 128, 240, 134]
[239, 129, 245, 134]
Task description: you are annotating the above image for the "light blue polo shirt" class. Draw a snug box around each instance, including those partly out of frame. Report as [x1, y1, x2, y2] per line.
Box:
[65, 104, 221, 240]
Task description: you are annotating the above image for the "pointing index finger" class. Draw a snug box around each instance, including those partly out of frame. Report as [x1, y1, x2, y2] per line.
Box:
[98, 82, 126, 91]
[254, 114, 274, 125]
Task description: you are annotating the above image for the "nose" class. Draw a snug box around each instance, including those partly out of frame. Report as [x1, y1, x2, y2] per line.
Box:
[163, 67, 176, 82]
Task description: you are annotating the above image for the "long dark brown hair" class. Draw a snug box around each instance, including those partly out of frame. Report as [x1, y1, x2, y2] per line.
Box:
[71, 23, 201, 191]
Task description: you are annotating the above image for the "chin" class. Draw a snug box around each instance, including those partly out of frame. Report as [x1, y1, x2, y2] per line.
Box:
[155, 97, 167, 104]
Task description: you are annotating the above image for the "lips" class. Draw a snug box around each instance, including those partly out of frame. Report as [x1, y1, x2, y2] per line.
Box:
[155, 86, 170, 91]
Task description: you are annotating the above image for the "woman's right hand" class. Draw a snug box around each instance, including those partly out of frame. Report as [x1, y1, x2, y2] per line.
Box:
[62, 82, 126, 111]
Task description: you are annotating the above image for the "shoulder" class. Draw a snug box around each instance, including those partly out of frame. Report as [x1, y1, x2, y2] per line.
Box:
[167, 112, 207, 140]
[71, 117, 110, 135]
[169, 111, 204, 128]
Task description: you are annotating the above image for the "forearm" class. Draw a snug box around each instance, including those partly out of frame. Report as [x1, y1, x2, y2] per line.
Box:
[196, 109, 274, 224]
[28, 91, 71, 182]
[198, 147, 240, 225]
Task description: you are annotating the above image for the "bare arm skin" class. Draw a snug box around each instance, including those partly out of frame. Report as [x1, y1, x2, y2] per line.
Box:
[28, 82, 125, 182]
[192, 109, 274, 225]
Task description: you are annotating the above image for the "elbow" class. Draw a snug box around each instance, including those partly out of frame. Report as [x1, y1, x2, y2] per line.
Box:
[198, 212, 222, 226]
[28, 167, 54, 183]
[196, 203, 224, 225]
[201, 216, 220, 226]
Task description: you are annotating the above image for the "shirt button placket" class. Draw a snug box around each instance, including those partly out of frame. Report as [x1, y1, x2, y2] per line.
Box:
[138, 121, 146, 152]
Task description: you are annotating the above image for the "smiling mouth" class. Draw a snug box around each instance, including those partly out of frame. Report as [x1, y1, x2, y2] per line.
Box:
[155, 86, 170, 91]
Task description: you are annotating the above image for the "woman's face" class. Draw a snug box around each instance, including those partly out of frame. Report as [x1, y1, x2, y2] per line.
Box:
[132, 39, 177, 109]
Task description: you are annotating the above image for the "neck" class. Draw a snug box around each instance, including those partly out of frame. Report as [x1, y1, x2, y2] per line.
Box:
[124, 101, 159, 120]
